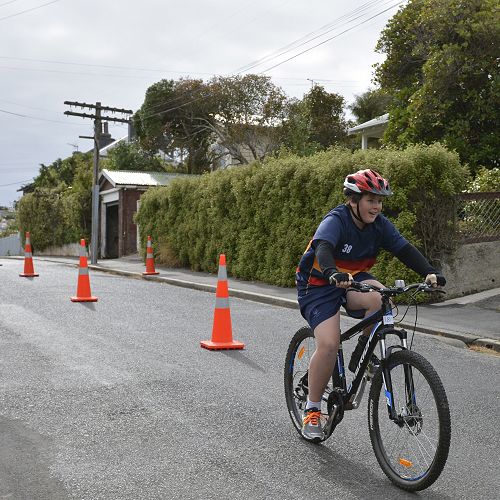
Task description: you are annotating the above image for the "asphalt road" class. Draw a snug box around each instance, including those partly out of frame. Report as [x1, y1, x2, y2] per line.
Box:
[0, 259, 499, 500]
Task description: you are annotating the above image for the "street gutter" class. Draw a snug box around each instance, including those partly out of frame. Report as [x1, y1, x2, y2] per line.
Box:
[5, 256, 499, 353]
[90, 263, 499, 353]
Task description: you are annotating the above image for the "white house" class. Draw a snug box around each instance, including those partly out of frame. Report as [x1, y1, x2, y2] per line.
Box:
[348, 113, 389, 149]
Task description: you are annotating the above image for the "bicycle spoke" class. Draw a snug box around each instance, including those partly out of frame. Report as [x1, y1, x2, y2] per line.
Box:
[370, 350, 450, 488]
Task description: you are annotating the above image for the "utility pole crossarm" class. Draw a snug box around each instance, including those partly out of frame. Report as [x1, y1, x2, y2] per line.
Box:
[64, 101, 133, 115]
[63, 99, 134, 265]
[64, 111, 131, 123]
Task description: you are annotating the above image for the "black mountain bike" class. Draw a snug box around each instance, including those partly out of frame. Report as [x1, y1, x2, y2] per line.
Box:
[284, 281, 451, 492]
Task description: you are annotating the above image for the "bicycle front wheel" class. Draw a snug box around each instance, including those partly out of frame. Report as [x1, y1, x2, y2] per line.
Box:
[368, 349, 451, 491]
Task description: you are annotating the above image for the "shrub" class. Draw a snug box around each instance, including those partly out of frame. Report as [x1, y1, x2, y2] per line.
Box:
[136, 143, 468, 289]
[467, 167, 500, 193]
[16, 153, 93, 250]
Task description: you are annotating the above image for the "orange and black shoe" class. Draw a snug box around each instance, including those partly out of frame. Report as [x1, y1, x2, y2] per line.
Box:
[301, 407, 323, 442]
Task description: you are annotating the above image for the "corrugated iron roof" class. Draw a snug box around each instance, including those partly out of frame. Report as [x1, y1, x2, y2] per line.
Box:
[100, 169, 192, 187]
[347, 113, 389, 134]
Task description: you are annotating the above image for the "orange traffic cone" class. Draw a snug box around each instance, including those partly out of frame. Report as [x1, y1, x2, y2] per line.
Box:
[142, 235, 159, 275]
[201, 254, 244, 350]
[19, 231, 39, 277]
[71, 239, 98, 302]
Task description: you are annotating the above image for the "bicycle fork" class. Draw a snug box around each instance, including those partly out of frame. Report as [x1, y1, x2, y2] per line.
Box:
[379, 329, 417, 423]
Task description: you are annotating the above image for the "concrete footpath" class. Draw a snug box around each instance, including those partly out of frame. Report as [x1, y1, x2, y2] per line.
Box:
[4, 254, 500, 352]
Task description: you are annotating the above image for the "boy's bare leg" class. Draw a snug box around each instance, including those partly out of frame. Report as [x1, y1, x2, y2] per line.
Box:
[308, 312, 341, 403]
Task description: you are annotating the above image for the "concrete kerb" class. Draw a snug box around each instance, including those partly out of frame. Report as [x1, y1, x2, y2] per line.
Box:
[86, 263, 495, 351]
[471, 338, 500, 351]
[94, 265, 299, 308]
[8, 256, 497, 353]
[97, 266, 488, 352]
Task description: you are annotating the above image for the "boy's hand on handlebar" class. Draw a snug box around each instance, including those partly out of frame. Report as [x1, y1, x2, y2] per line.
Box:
[329, 272, 353, 288]
[425, 273, 446, 288]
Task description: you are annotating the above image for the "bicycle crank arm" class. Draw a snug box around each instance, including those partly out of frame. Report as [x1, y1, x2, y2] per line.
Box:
[323, 404, 341, 437]
[347, 375, 368, 410]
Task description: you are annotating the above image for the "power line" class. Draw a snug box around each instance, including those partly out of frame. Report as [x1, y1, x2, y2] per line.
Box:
[0, 55, 215, 76]
[138, 2, 403, 122]
[234, 0, 383, 74]
[0, 165, 41, 171]
[0, 107, 84, 125]
[64, 100, 133, 265]
[0, 161, 37, 165]
[0, 97, 64, 114]
[2, 3, 395, 123]
[0, 178, 34, 187]
[259, 1, 404, 74]
[0, 0, 21, 8]
[240, 0, 400, 75]
[0, 0, 62, 22]
[0, 65, 176, 80]
[0, 3, 400, 149]
[6, 1, 400, 131]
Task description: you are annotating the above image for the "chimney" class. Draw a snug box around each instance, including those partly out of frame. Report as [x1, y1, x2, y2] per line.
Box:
[99, 122, 114, 149]
[128, 120, 136, 142]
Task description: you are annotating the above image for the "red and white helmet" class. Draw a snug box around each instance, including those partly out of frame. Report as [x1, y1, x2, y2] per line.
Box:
[343, 169, 392, 196]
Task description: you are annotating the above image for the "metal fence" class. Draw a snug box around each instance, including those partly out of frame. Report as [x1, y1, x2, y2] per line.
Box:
[0, 232, 22, 256]
[455, 192, 500, 243]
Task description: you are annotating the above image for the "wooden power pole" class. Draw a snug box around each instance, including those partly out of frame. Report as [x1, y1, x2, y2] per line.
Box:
[64, 101, 133, 264]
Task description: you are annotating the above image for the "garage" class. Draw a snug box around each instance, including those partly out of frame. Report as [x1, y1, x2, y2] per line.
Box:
[98, 169, 190, 258]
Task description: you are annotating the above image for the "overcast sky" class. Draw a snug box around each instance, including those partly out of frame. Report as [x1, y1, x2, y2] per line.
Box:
[0, 0, 405, 207]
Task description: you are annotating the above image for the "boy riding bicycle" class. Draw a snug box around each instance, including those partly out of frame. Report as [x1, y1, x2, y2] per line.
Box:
[295, 169, 445, 441]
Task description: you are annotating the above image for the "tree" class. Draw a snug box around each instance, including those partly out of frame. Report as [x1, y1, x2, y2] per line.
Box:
[134, 79, 176, 153]
[134, 75, 289, 170]
[134, 78, 214, 174]
[102, 142, 168, 172]
[203, 74, 288, 165]
[281, 98, 321, 156]
[17, 152, 94, 249]
[64, 154, 93, 239]
[282, 85, 349, 155]
[374, 0, 500, 172]
[349, 88, 393, 124]
[33, 153, 86, 190]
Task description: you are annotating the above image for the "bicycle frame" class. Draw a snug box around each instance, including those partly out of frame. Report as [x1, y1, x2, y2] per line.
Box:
[325, 293, 413, 422]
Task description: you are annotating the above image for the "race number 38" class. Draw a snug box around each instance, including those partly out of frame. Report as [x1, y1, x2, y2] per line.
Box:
[383, 313, 394, 325]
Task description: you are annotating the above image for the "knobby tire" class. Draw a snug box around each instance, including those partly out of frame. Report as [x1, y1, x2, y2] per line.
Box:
[368, 349, 451, 491]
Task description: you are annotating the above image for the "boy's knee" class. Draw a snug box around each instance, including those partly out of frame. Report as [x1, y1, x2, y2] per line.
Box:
[316, 340, 338, 357]
[367, 294, 382, 310]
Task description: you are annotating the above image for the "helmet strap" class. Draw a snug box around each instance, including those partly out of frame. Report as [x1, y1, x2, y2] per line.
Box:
[348, 202, 366, 226]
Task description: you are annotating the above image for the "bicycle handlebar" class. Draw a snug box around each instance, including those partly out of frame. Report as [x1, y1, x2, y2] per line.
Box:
[348, 281, 445, 296]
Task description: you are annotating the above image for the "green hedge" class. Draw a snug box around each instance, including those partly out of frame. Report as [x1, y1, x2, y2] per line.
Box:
[136, 143, 468, 287]
[17, 187, 89, 250]
[17, 153, 92, 250]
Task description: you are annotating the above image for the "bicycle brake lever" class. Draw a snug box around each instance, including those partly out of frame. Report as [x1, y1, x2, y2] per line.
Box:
[420, 284, 446, 294]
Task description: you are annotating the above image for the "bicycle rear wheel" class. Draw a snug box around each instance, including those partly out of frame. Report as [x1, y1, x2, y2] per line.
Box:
[284, 327, 314, 437]
[284, 326, 336, 442]
[368, 349, 451, 491]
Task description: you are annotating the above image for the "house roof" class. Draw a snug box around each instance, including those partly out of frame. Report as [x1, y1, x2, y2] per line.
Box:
[347, 113, 389, 136]
[99, 169, 192, 188]
[99, 136, 128, 157]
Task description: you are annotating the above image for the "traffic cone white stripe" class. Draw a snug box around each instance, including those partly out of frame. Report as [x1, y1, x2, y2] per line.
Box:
[218, 265, 227, 280]
[215, 297, 230, 309]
